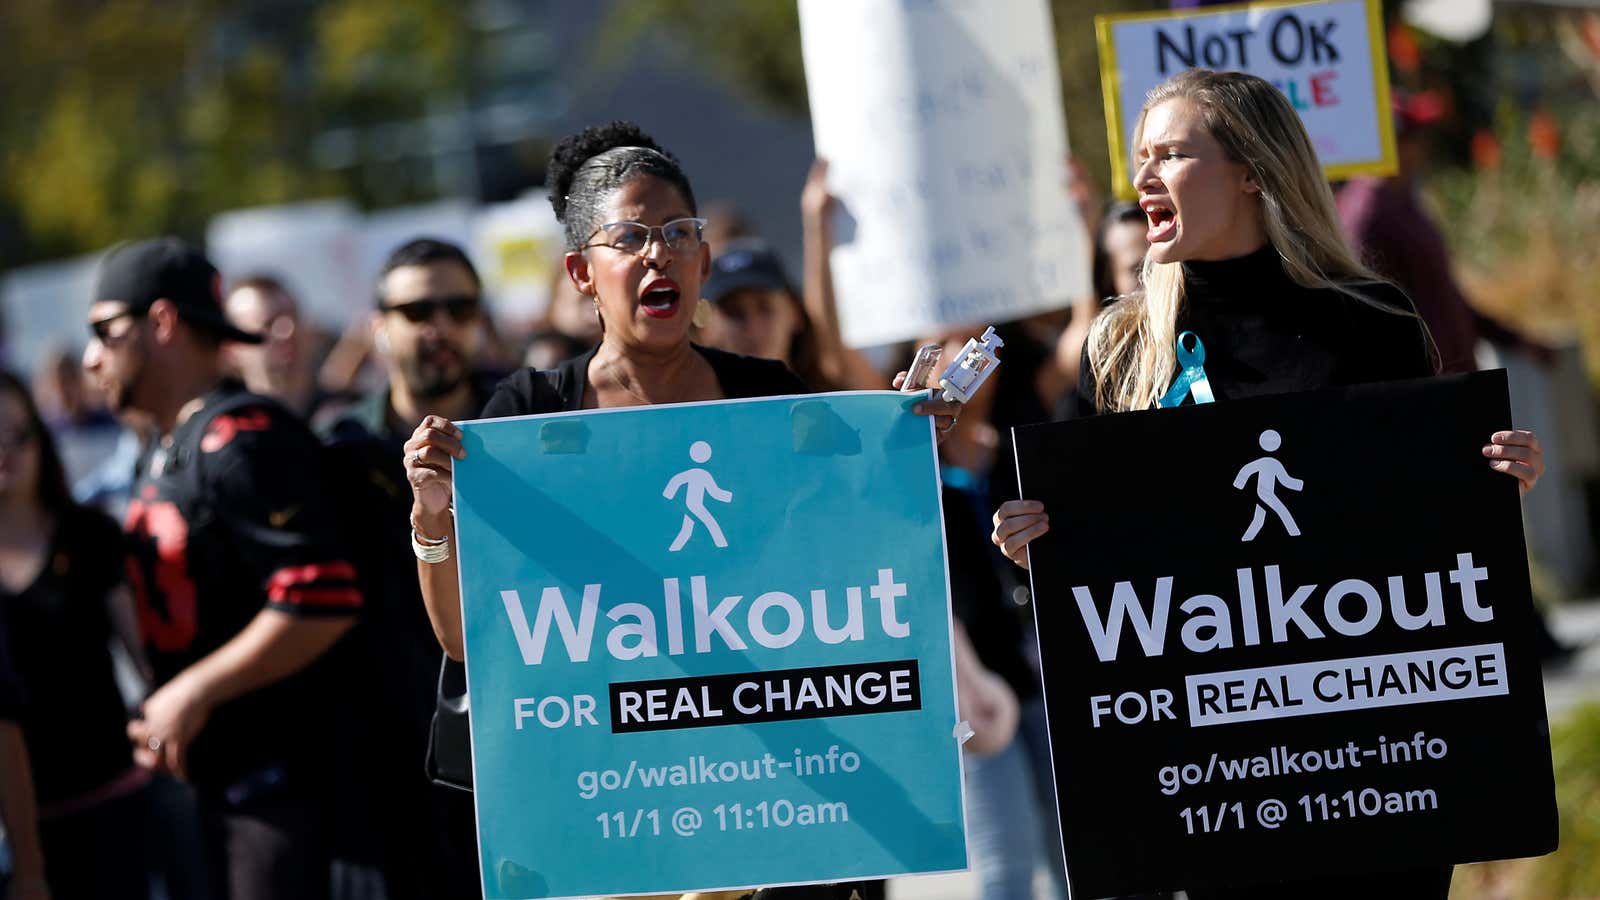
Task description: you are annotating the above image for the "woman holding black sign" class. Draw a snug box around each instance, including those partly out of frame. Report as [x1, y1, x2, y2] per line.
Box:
[402, 121, 958, 900]
[990, 69, 1543, 898]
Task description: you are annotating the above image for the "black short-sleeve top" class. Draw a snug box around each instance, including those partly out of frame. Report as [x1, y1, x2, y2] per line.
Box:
[1, 506, 135, 804]
[0, 611, 23, 722]
[480, 343, 810, 420]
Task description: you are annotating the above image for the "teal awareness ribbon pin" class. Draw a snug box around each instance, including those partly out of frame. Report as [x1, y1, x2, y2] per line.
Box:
[1157, 331, 1215, 408]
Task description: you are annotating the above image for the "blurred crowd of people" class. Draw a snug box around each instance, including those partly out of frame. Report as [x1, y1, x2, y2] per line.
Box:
[0, 93, 1566, 900]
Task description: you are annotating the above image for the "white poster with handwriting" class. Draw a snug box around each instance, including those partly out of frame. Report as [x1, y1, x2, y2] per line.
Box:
[799, 0, 1090, 348]
[1096, 0, 1397, 199]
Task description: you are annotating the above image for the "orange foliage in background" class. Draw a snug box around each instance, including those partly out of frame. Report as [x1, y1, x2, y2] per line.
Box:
[1432, 127, 1600, 386]
[1528, 111, 1562, 161]
[1422, 7, 1600, 387]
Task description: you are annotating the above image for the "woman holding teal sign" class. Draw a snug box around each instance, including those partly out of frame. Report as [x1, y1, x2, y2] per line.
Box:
[402, 122, 959, 900]
[990, 69, 1543, 899]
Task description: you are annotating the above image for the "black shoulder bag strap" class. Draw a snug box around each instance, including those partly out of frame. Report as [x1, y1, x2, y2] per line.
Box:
[425, 657, 474, 791]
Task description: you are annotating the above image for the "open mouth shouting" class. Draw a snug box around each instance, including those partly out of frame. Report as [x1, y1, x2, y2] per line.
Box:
[1141, 198, 1177, 244]
[640, 278, 681, 319]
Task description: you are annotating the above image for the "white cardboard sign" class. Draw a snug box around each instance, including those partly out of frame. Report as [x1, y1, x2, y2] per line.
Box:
[1097, 0, 1397, 199]
[799, 0, 1091, 347]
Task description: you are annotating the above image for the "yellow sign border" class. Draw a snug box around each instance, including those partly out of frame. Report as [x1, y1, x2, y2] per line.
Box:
[1095, 0, 1398, 200]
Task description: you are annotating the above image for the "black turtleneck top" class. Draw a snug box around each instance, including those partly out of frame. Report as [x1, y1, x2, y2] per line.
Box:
[1069, 244, 1435, 416]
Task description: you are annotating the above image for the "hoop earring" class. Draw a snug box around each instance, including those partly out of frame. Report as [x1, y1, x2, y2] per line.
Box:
[692, 298, 713, 329]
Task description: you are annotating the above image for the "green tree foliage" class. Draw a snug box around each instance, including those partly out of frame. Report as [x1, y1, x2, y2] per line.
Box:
[598, 0, 1164, 195]
[1, 1, 208, 261]
[601, 1, 810, 121]
[1052, 0, 1169, 191]
[1418, 7, 1600, 380]
[1533, 702, 1600, 897]
[313, 0, 468, 116]
[0, 0, 470, 269]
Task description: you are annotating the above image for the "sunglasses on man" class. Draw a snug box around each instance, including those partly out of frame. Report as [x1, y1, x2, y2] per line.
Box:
[87, 306, 149, 344]
[379, 295, 481, 324]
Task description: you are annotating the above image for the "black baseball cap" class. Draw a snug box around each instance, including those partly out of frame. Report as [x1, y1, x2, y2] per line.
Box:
[93, 237, 264, 344]
[704, 239, 795, 303]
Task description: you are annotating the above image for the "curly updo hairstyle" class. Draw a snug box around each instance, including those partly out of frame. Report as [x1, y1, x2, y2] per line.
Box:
[546, 121, 698, 253]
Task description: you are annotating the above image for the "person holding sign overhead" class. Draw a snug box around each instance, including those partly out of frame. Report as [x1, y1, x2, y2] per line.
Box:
[402, 121, 960, 900]
[990, 69, 1544, 899]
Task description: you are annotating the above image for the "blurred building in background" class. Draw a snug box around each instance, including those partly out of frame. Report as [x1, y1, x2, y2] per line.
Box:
[0, 0, 817, 362]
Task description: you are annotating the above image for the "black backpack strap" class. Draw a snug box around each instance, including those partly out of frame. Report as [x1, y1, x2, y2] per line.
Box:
[176, 389, 293, 528]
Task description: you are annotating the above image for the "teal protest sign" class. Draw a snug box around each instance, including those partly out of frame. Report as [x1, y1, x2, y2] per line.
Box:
[453, 391, 967, 899]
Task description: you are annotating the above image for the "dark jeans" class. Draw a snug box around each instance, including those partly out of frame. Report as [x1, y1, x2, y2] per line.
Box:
[964, 697, 1068, 900]
[146, 773, 214, 900]
[39, 783, 153, 900]
[331, 782, 482, 900]
[199, 771, 329, 900]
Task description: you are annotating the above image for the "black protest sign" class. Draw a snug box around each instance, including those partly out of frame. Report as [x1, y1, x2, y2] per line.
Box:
[1013, 371, 1555, 898]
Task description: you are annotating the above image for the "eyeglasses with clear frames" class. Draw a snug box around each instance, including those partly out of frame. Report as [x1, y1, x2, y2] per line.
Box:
[582, 217, 708, 256]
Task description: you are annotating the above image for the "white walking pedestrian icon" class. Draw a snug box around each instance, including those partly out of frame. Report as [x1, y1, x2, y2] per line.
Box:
[664, 440, 733, 552]
[1233, 429, 1303, 542]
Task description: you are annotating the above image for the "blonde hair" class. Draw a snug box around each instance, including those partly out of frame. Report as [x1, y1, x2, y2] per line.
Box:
[1088, 69, 1415, 412]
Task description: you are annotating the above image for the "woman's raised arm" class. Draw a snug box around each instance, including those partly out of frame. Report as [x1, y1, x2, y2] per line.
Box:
[406, 415, 467, 660]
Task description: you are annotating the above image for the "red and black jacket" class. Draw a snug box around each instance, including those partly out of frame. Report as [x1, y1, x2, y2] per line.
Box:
[125, 380, 361, 792]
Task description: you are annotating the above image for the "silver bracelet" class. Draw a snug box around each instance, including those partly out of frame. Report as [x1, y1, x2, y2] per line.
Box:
[412, 528, 452, 564]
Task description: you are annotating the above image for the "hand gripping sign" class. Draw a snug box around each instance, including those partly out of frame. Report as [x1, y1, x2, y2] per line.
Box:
[1012, 371, 1555, 897]
[452, 392, 967, 899]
